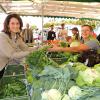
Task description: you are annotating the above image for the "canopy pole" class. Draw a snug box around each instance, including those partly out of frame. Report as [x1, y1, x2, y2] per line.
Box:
[41, 0, 44, 44]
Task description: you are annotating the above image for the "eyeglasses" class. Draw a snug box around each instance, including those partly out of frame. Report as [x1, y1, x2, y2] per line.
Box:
[81, 30, 91, 32]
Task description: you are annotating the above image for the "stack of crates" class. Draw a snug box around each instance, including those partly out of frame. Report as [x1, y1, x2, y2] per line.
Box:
[0, 64, 30, 100]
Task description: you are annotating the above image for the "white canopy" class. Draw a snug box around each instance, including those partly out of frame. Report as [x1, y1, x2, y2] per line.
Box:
[0, 0, 100, 19]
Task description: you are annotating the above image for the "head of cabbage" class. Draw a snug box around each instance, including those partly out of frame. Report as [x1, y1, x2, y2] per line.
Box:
[70, 41, 80, 47]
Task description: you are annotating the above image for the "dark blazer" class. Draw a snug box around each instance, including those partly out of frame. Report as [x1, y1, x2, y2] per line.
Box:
[47, 30, 56, 40]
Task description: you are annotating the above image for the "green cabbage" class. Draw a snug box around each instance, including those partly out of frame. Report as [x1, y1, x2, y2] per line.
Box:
[94, 64, 100, 73]
[73, 62, 87, 71]
[70, 41, 80, 47]
[76, 73, 85, 86]
[76, 68, 100, 87]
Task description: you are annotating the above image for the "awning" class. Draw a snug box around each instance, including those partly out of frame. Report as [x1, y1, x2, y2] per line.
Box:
[0, 0, 100, 19]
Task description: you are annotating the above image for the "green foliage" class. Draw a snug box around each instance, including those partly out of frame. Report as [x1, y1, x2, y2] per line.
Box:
[60, 41, 69, 47]
[47, 52, 80, 65]
[43, 22, 55, 28]
[44, 18, 100, 29]
[25, 47, 100, 100]
[0, 77, 27, 99]
[31, 66, 70, 100]
[67, 54, 80, 62]
[47, 52, 68, 65]
[26, 64, 71, 100]
[77, 86, 100, 100]
[26, 47, 58, 69]
[26, 68, 34, 84]
[31, 25, 37, 30]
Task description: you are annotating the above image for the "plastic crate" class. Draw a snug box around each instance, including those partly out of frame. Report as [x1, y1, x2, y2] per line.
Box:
[51, 57, 67, 64]
[0, 76, 30, 100]
[4, 64, 25, 79]
[0, 96, 29, 100]
[47, 52, 67, 64]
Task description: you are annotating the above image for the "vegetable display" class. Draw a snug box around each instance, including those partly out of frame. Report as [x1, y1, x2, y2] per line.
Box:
[2, 45, 99, 99]
[26, 47, 59, 69]
[25, 46, 100, 100]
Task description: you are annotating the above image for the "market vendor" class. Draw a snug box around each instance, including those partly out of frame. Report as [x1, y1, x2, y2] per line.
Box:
[58, 23, 68, 41]
[0, 14, 39, 79]
[48, 25, 100, 53]
[48, 25, 100, 67]
[47, 25, 56, 40]
[70, 27, 80, 41]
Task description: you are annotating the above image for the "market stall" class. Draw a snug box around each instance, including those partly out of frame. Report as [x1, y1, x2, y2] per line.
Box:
[0, 0, 100, 100]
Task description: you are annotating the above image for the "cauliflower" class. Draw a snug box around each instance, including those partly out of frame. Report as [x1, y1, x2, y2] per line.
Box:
[41, 89, 61, 100]
[41, 90, 49, 100]
[68, 86, 82, 100]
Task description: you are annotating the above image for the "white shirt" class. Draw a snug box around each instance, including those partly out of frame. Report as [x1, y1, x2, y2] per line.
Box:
[58, 29, 68, 41]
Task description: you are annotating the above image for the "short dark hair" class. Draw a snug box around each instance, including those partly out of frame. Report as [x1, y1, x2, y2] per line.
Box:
[71, 27, 79, 31]
[82, 25, 93, 32]
[61, 23, 65, 26]
[2, 14, 23, 37]
[50, 24, 54, 27]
